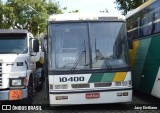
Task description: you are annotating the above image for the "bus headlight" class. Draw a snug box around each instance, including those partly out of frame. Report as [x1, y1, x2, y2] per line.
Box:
[122, 81, 128, 86]
[115, 81, 129, 86]
[115, 82, 121, 86]
[54, 84, 68, 89]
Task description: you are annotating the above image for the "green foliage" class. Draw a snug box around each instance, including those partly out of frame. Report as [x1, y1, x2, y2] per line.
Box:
[100, 9, 109, 13]
[0, 0, 62, 36]
[45, 0, 62, 15]
[68, 9, 79, 13]
[115, 0, 143, 15]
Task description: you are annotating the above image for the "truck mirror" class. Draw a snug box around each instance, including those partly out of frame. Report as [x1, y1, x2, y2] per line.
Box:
[33, 39, 39, 52]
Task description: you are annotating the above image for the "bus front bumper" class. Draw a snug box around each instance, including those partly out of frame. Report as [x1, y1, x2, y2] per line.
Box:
[49, 88, 132, 106]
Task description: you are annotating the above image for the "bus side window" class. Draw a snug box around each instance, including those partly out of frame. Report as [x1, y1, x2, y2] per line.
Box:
[154, 7, 160, 33]
[141, 9, 155, 36]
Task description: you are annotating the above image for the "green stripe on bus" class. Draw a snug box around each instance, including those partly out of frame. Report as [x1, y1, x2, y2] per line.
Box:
[132, 38, 151, 89]
[100, 73, 115, 82]
[88, 73, 115, 83]
[139, 35, 160, 94]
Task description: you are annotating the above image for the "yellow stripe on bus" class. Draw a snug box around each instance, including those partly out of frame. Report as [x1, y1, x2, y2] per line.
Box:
[113, 72, 127, 82]
[129, 40, 139, 69]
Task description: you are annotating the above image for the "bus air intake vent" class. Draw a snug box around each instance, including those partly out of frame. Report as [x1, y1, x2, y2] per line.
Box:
[71, 84, 90, 88]
[94, 82, 112, 87]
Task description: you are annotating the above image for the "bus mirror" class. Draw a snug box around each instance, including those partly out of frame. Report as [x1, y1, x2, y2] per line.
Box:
[128, 38, 133, 49]
[33, 39, 39, 52]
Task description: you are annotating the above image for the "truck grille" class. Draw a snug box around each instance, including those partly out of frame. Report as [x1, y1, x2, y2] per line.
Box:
[0, 62, 2, 86]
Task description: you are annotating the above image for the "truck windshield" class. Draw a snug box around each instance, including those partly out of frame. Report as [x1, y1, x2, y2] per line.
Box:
[48, 22, 130, 71]
[0, 34, 27, 54]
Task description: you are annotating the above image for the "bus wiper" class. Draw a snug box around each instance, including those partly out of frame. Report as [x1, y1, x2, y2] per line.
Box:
[71, 40, 86, 71]
[95, 49, 112, 71]
[95, 38, 112, 71]
[71, 50, 86, 71]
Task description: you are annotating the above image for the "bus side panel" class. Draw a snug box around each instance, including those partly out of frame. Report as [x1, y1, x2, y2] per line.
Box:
[140, 35, 160, 94]
[131, 38, 151, 90]
[151, 67, 160, 98]
[132, 35, 160, 96]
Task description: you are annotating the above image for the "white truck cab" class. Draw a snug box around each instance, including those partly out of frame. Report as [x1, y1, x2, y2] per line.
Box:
[0, 29, 40, 102]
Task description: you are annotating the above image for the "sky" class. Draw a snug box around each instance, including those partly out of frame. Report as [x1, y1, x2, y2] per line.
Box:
[57, 0, 121, 14]
[2, 0, 121, 14]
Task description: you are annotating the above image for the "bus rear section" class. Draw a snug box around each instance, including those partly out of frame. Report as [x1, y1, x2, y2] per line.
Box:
[46, 13, 132, 105]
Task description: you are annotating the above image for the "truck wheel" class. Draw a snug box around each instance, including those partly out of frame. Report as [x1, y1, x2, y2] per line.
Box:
[28, 77, 33, 101]
[21, 77, 33, 104]
[35, 77, 43, 91]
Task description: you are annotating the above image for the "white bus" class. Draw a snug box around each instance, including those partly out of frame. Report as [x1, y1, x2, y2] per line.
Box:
[43, 13, 132, 105]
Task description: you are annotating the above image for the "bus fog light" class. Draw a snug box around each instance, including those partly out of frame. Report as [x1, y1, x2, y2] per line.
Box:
[122, 81, 127, 86]
[115, 82, 121, 86]
[117, 93, 122, 96]
[56, 96, 68, 100]
[123, 92, 128, 96]
[62, 96, 68, 100]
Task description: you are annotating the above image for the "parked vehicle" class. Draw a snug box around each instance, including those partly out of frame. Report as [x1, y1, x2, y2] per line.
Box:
[126, 0, 160, 98]
[43, 13, 132, 106]
[0, 29, 42, 103]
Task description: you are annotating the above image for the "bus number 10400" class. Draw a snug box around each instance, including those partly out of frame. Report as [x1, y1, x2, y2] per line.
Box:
[59, 77, 85, 82]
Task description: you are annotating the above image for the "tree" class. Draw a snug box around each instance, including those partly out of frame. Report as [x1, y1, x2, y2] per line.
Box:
[0, 0, 13, 29]
[45, 0, 62, 15]
[100, 9, 109, 13]
[68, 9, 79, 13]
[115, 0, 143, 15]
[0, 0, 4, 28]
[2, 0, 62, 36]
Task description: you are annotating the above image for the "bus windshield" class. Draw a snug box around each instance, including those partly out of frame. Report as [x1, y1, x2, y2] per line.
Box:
[0, 34, 28, 54]
[49, 22, 130, 71]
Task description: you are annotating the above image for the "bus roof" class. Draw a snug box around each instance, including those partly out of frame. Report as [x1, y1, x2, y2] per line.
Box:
[125, 0, 156, 19]
[48, 13, 125, 22]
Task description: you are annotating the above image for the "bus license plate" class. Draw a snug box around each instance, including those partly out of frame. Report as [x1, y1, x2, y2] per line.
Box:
[9, 90, 22, 100]
[86, 93, 100, 99]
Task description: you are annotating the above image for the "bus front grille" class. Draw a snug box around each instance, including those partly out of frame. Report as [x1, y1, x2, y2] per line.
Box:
[94, 82, 112, 87]
[71, 83, 90, 88]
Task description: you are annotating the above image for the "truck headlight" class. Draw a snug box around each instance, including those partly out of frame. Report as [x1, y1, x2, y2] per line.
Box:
[10, 79, 23, 86]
